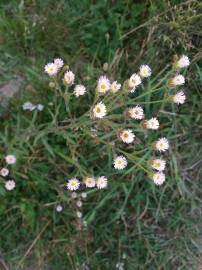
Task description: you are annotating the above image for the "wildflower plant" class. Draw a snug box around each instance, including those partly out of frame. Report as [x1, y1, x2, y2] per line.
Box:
[0, 55, 189, 216]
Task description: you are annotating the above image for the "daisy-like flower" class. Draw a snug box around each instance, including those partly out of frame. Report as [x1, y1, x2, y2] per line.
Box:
[0, 168, 9, 177]
[81, 192, 87, 198]
[175, 55, 190, 69]
[120, 129, 135, 144]
[128, 105, 144, 120]
[128, 73, 142, 92]
[110, 81, 121, 93]
[152, 172, 165, 185]
[5, 180, 16, 191]
[74, 84, 86, 97]
[44, 63, 58, 76]
[36, 104, 44, 111]
[96, 76, 111, 94]
[145, 118, 159, 130]
[56, 205, 63, 212]
[113, 156, 128, 170]
[76, 211, 82, 218]
[77, 201, 82, 207]
[92, 101, 107, 119]
[22, 102, 36, 111]
[96, 176, 108, 189]
[71, 192, 77, 199]
[151, 159, 166, 171]
[84, 177, 96, 188]
[54, 58, 64, 69]
[139, 65, 152, 78]
[155, 138, 169, 152]
[173, 91, 186, 104]
[67, 178, 80, 191]
[169, 74, 185, 87]
[64, 70, 75, 85]
[5, 155, 16, 165]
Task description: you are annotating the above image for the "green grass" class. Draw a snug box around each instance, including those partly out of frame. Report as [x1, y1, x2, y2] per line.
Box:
[0, 1, 202, 269]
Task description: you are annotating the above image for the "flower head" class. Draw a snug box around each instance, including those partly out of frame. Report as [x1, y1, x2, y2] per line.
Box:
[113, 156, 127, 170]
[5, 155, 16, 165]
[175, 55, 190, 69]
[145, 118, 159, 130]
[155, 138, 169, 152]
[64, 70, 75, 85]
[44, 63, 58, 76]
[151, 159, 166, 171]
[76, 211, 82, 218]
[139, 65, 152, 78]
[152, 172, 165, 185]
[170, 74, 185, 87]
[37, 104, 44, 111]
[120, 129, 135, 144]
[92, 101, 107, 119]
[54, 58, 64, 69]
[97, 76, 111, 94]
[0, 168, 9, 177]
[110, 81, 121, 93]
[128, 105, 144, 120]
[67, 178, 80, 191]
[5, 180, 16, 191]
[56, 205, 63, 212]
[128, 73, 142, 92]
[22, 102, 36, 111]
[173, 91, 186, 104]
[74, 84, 86, 97]
[96, 176, 108, 189]
[84, 177, 96, 188]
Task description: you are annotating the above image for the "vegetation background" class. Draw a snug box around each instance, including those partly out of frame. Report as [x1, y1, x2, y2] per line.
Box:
[0, 0, 202, 269]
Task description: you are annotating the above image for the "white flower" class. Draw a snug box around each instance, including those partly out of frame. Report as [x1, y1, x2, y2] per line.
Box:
[76, 211, 82, 218]
[170, 75, 185, 86]
[0, 168, 9, 177]
[120, 129, 135, 144]
[5, 180, 16, 191]
[152, 172, 165, 185]
[64, 70, 75, 85]
[67, 178, 80, 191]
[84, 177, 96, 188]
[151, 159, 166, 171]
[96, 176, 108, 189]
[113, 156, 128, 170]
[145, 118, 159, 130]
[71, 192, 77, 199]
[44, 63, 58, 76]
[128, 73, 142, 92]
[56, 205, 63, 212]
[139, 65, 152, 78]
[92, 102, 107, 119]
[74, 84, 86, 97]
[173, 91, 186, 104]
[5, 155, 16, 165]
[155, 138, 169, 152]
[176, 55, 190, 69]
[22, 102, 36, 111]
[97, 76, 111, 94]
[81, 192, 87, 198]
[110, 81, 121, 93]
[128, 106, 144, 120]
[77, 201, 82, 207]
[54, 58, 64, 69]
[36, 104, 44, 111]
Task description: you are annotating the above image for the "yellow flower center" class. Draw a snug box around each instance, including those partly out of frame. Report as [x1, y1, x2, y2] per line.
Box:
[100, 83, 107, 90]
[96, 107, 101, 113]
